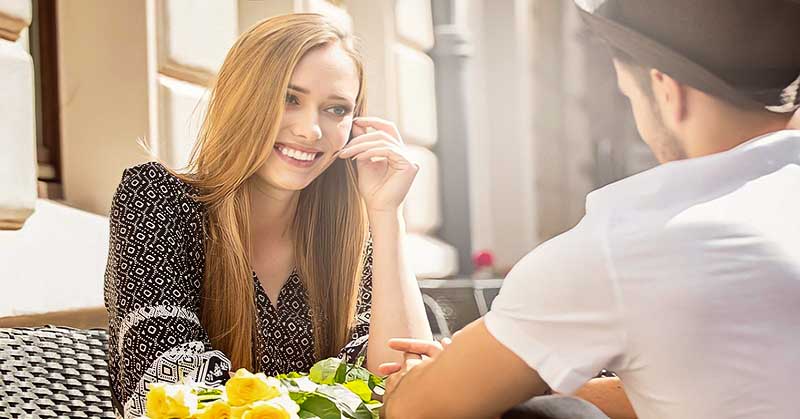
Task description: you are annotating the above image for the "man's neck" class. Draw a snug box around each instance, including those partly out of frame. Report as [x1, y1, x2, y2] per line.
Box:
[686, 110, 792, 158]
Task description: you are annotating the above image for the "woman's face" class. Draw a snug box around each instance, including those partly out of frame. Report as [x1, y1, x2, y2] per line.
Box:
[255, 43, 360, 192]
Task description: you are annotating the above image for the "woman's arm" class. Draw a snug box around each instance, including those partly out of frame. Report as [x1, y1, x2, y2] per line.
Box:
[337, 116, 433, 372]
[365, 208, 432, 371]
[105, 163, 231, 418]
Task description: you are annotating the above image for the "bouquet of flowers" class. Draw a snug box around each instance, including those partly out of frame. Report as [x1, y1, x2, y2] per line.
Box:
[141, 356, 384, 419]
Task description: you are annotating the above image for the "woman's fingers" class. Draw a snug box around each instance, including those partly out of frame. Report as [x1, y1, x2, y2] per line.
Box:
[387, 338, 444, 357]
[378, 351, 425, 376]
[349, 122, 368, 141]
[339, 138, 400, 158]
[353, 117, 402, 142]
[344, 130, 399, 150]
[352, 147, 416, 169]
[440, 337, 452, 348]
[378, 362, 403, 376]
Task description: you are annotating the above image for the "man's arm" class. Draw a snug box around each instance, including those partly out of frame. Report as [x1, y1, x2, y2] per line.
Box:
[383, 319, 549, 419]
[573, 377, 637, 419]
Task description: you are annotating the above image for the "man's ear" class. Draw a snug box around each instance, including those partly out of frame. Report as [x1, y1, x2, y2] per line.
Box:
[651, 69, 688, 124]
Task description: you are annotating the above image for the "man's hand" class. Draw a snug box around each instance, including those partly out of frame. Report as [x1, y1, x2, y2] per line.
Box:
[380, 338, 451, 399]
[379, 319, 549, 419]
[379, 337, 451, 375]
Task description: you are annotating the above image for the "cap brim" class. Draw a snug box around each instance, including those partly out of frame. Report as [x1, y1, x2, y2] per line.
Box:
[577, 7, 798, 112]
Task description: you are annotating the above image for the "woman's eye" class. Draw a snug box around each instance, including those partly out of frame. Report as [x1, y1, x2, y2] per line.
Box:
[285, 94, 300, 106]
[327, 106, 349, 117]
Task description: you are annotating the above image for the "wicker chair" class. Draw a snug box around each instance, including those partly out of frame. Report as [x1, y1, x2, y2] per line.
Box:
[0, 326, 115, 419]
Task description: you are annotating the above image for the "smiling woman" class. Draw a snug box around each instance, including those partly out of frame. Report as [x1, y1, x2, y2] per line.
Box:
[103, 13, 431, 419]
[258, 43, 360, 188]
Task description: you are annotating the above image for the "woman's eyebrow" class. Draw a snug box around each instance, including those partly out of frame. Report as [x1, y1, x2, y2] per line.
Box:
[329, 93, 354, 102]
[288, 83, 354, 103]
[287, 84, 309, 94]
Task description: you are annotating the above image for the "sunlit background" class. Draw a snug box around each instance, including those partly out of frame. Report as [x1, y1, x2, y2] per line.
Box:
[1, 0, 654, 333]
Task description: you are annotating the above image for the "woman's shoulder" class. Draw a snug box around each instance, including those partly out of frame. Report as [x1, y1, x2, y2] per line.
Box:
[108, 162, 207, 289]
[115, 161, 203, 214]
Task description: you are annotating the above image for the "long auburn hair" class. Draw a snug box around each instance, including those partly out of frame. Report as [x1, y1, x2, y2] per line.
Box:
[170, 13, 369, 371]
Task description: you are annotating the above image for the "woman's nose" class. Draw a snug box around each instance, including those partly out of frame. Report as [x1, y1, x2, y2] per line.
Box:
[292, 110, 323, 141]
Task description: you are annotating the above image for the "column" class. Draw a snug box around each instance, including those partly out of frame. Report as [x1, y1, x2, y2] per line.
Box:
[0, 0, 35, 230]
[349, 0, 458, 278]
[430, 0, 473, 275]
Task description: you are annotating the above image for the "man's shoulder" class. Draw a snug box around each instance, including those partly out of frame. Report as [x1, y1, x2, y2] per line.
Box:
[506, 212, 612, 291]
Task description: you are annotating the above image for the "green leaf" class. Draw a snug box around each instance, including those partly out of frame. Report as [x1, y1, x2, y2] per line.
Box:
[356, 402, 381, 419]
[300, 393, 343, 419]
[289, 390, 311, 404]
[277, 371, 305, 380]
[299, 411, 322, 419]
[334, 359, 349, 384]
[309, 358, 343, 385]
[316, 384, 364, 414]
[195, 388, 224, 396]
[343, 381, 372, 403]
[368, 374, 385, 393]
[287, 376, 319, 393]
[344, 365, 371, 384]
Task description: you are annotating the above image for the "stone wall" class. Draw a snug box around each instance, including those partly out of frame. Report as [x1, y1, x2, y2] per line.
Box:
[0, 0, 36, 230]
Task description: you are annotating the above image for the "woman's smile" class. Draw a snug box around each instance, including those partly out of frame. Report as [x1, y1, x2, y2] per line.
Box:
[273, 143, 324, 168]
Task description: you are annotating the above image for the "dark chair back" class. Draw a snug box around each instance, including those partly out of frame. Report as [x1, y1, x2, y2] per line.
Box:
[0, 326, 114, 418]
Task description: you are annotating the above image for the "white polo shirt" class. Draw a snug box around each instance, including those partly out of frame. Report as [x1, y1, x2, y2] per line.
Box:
[485, 130, 800, 419]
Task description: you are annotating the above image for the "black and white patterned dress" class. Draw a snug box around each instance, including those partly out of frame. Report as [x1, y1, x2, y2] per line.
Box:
[104, 162, 372, 418]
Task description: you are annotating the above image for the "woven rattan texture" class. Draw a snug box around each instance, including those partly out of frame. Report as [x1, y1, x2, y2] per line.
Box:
[0, 326, 114, 419]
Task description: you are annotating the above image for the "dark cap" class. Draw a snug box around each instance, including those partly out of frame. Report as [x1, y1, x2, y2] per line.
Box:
[575, 0, 800, 113]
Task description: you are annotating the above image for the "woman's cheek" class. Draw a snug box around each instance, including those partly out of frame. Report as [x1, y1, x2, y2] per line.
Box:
[333, 117, 354, 148]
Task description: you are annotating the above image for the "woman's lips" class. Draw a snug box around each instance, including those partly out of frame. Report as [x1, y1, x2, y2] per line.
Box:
[274, 143, 321, 168]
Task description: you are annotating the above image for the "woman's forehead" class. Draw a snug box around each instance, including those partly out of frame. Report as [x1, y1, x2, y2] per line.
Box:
[290, 44, 359, 101]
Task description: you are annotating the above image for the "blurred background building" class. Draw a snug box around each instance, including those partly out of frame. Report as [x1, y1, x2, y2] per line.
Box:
[1, 0, 654, 330]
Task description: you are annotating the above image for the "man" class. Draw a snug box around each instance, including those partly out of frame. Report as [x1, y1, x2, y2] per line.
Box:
[380, 1, 800, 418]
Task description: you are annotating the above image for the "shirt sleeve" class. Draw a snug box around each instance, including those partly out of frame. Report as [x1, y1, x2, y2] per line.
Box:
[483, 214, 626, 394]
[103, 164, 231, 418]
[338, 236, 373, 362]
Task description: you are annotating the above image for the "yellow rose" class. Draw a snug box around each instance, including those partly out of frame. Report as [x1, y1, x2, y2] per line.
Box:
[225, 369, 282, 406]
[193, 400, 231, 419]
[241, 401, 290, 419]
[146, 383, 195, 419]
[230, 405, 250, 419]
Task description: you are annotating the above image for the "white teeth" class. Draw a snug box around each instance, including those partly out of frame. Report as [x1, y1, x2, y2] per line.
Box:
[278, 145, 317, 162]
